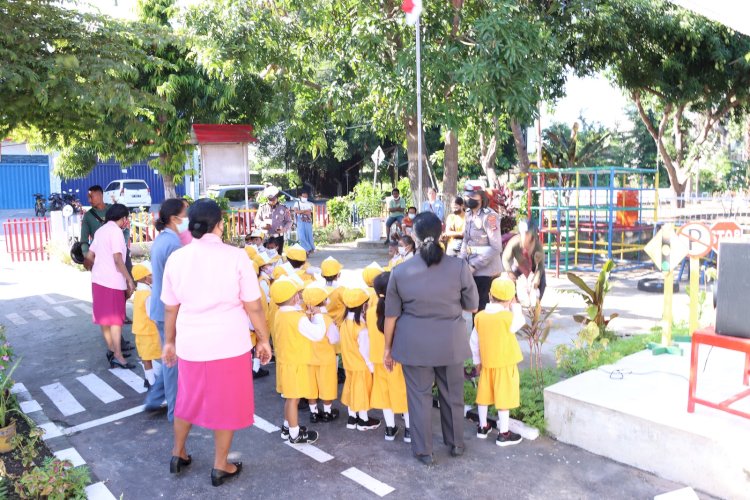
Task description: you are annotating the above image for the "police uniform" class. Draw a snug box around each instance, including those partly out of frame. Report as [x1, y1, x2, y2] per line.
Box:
[254, 188, 293, 253]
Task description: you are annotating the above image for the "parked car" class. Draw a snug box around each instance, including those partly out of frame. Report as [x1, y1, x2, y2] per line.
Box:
[204, 184, 299, 210]
[104, 179, 152, 211]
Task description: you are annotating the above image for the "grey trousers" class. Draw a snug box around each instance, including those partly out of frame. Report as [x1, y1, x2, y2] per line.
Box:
[402, 363, 465, 457]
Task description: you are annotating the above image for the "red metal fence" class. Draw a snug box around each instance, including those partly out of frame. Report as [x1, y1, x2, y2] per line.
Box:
[3, 218, 51, 262]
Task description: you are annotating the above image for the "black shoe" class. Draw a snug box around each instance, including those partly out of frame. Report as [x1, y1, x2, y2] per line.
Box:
[280, 425, 289, 440]
[106, 350, 114, 362]
[356, 417, 381, 431]
[289, 429, 319, 445]
[143, 379, 152, 389]
[121, 340, 134, 350]
[252, 368, 269, 379]
[211, 462, 242, 487]
[297, 399, 307, 410]
[346, 416, 357, 430]
[404, 428, 411, 443]
[110, 358, 135, 369]
[310, 411, 320, 424]
[321, 408, 340, 422]
[384, 426, 399, 441]
[496, 431, 522, 447]
[416, 454, 434, 466]
[450, 445, 465, 457]
[169, 455, 192, 474]
[337, 367, 346, 384]
[477, 424, 492, 439]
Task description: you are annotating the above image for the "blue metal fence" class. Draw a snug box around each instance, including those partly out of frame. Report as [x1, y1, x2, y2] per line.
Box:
[0, 155, 51, 209]
[60, 160, 185, 205]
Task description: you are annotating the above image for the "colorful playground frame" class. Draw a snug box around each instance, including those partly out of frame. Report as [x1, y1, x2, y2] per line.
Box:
[526, 166, 659, 272]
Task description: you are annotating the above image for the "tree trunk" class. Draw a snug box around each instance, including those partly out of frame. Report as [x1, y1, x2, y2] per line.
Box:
[160, 154, 178, 199]
[479, 130, 498, 188]
[443, 129, 459, 201]
[404, 114, 432, 206]
[510, 118, 530, 173]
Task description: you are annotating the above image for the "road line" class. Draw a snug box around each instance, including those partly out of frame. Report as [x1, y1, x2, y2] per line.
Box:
[285, 441, 334, 463]
[39, 422, 63, 440]
[5, 313, 27, 325]
[654, 487, 699, 500]
[54, 447, 86, 467]
[74, 303, 93, 315]
[53, 305, 76, 318]
[253, 415, 281, 433]
[108, 368, 147, 394]
[77, 373, 124, 403]
[40, 383, 86, 416]
[29, 309, 52, 321]
[10, 382, 28, 394]
[63, 405, 145, 435]
[85, 482, 117, 500]
[19, 400, 42, 413]
[40, 294, 56, 304]
[341, 467, 395, 497]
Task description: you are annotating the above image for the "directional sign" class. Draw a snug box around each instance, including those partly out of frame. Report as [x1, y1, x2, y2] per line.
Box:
[677, 222, 713, 258]
[371, 146, 385, 167]
[710, 221, 742, 250]
[644, 223, 689, 272]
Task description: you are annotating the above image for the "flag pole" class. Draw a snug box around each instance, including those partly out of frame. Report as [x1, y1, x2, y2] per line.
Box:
[416, 16, 423, 210]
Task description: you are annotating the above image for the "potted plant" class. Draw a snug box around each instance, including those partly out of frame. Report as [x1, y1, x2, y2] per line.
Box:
[0, 360, 23, 453]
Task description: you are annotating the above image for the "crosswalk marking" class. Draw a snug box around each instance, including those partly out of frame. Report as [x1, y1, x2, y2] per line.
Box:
[40, 383, 86, 416]
[77, 374, 124, 403]
[54, 447, 86, 467]
[10, 382, 28, 394]
[40, 294, 56, 305]
[85, 482, 117, 500]
[253, 415, 281, 433]
[108, 368, 147, 394]
[29, 309, 52, 321]
[53, 305, 76, 318]
[5, 313, 27, 325]
[39, 422, 63, 441]
[341, 467, 395, 497]
[285, 441, 334, 463]
[74, 303, 92, 315]
[19, 400, 42, 413]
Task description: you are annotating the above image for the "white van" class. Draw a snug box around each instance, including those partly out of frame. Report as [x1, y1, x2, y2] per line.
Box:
[104, 179, 152, 211]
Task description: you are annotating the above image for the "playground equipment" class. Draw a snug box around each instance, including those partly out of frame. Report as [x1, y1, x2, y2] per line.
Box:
[526, 165, 659, 272]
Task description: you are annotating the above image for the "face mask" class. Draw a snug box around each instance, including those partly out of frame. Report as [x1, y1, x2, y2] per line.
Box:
[466, 199, 480, 209]
[408, 213, 416, 220]
[301, 196, 308, 202]
[266, 248, 278, 258]
[398, 247, 407, 256]
[176, 217, 189, 233]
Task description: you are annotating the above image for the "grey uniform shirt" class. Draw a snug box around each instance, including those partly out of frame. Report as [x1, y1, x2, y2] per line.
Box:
[459, 207, 504, 277]
[385, 255, 479, 366]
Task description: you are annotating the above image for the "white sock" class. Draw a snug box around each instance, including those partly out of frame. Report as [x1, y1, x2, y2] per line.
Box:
[144, 369, 155, 385]
[289, 426, 299, 439]
[498, 410, 510, 433]
[403, 413, 410, 429]
[348, 408, 356, 418]
[383, 409, 395, 428]
[283, 419, 289, 428]
[253, 358, 261, 372]
[357, 410, 368, 421]
[478, 405, 489, 427]
[309, 404, 319, 414]
[324, 404, 332, 413]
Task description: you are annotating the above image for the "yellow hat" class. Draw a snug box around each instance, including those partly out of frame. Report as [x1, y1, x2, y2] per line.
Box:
[253, 253, 272, 269]
[490, 278, 516, 301]
[244, 246, 258, 259]
[132, 263, 152, 281]
[362, 261, 384, 287]
[302, 282, 330, 307]
[249, 228, 264, 238]
[270, 276, 302, 304]
[285, 244, 307, 262]
[320, 256, 343, 277]
[287, 271, 305, 288]
[342, 287, 369, 308]
[251, 261, 260, 275]
[272, 265, 288, 280]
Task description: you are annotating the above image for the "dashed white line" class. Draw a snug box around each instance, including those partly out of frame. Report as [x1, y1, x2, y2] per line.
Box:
[40, 294, 56, 304]
[53, 305, 76, 318]
[29, 309, 52, 321]
[654, 487, 699, 500]
[54, 447, 86, 467]
[40, 382, 86, 416]
[74, 303, 93, 314]
[38, 422, 63, 440]
[63, 405, 145, 435]
[85, 482, 117, 500]
[5, 313, 27, 325]
[341, 467, 395, 497]
[108, 368, 147, 394]
[77, 373, 124, 403]
[253, 415, 281, 433]
[19, 400, 42, 413]
[10, 382, 28, 394]
[285, 441, 335, 463]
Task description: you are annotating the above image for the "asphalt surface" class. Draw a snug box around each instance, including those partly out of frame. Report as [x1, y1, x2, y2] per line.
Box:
[0, 257, 698, 499]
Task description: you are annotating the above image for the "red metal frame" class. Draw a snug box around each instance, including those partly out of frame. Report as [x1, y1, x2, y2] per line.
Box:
[688, 326, 750, 419]
[2, 218, 50, 262]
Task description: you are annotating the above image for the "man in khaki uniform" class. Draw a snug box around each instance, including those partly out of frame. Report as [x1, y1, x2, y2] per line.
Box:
[254, 185, 293, 253]
[459, 184, 504, 311]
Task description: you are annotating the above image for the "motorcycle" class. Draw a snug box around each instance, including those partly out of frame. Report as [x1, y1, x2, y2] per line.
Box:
[33, 193, 47, 217]
[62, 189, 82, 214]
[47, 192, 65, 211]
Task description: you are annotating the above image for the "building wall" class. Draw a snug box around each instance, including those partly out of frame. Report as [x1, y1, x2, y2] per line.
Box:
[0, 155, 51, 209]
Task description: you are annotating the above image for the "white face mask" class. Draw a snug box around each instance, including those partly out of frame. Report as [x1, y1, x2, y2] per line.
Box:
[398, 247, 407, 256]
[408, 213, 416, 220]
[176, 217, 189, 233]
[301, 196, 308, 202]
[266, 248, 278, 258]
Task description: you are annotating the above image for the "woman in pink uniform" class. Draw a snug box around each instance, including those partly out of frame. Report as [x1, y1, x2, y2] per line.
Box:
[160, 199, 272, 487]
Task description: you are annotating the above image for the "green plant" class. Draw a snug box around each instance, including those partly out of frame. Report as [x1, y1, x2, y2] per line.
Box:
[518, 303, 556, 390]
[564, 259, 618, 339]
[463, 379, 477, 406]
[12, 427, 44, 468]
[352, 182, 384, 219]
[510, 368, 560, 433]
[15, 458, 89, 500]
[555, 330, 661, 377]
[397, 178, 412, 207]
[0, 360, 25, 428]
[326, 196, 352, 229]
[0, 326, 13, 373]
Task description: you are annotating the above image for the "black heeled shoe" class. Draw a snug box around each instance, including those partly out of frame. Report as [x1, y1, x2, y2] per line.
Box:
[211, 462, 242, 487]
[110, 358, 135, 369]
[106, 350, 131, 362]
[169, 455, 192, 474]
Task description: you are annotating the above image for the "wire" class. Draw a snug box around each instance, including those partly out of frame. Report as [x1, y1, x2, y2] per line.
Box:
[597, 367, 689, 382]
[702, 346, 714, 373]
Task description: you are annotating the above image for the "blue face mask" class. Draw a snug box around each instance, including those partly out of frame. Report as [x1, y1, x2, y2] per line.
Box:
[177, 217, 189, 233]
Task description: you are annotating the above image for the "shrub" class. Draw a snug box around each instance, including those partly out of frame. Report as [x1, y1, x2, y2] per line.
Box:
[326, 196, 352, 229]
[15, 458, 89, 500]
[555, 330, 661, 377]
[397, 178, 412, 207]
[510, 368, 560, 433]
[352, 182, 384, 219]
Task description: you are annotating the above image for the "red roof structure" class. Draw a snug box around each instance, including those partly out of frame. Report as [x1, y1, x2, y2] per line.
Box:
[191, 124, 258, 144]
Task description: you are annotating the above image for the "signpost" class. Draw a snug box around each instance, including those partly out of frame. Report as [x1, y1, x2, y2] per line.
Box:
[371, 146, 385, 187]
[676, 222, 714, 335]
[710, 220, 742, 249]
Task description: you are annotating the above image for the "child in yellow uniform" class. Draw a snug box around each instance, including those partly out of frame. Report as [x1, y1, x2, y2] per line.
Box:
[271, 276, 327, 444]
[131, 263, 161, 388]
[369, 271, 410, 442]
[471, 278, 525, 447]
[249, 261, 270, 379]
[244, 229, 264, 259]
[253, 253, 274, 303]
[285, 244, 318, 283]
[302, 283, 341, 423]
[339, 287, 381, 431]
[362, 261, 384, 305]
[321, 257, 345, 325]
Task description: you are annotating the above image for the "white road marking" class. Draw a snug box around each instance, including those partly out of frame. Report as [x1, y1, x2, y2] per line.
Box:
[341, 467, 395, 497]
[29, 309, 52, 321]
[63, 405, 145, 435]
[253, 415, 281, 433]
[85, 482, 117, 500]
[40, 382, 85, 416]
[108, 368, 147, 394]
[77, 373, 124, 403]
[654, 487, 700, 500]
[19, 400, 42, 413]
[40, 294, 56, 304]
[53, 305, 76, 318]
[54, 447, 86, 467]
[285, 441, 334, 463]
[10, 382, 28, 394]
[74, 303, 93, 314]
[39, 422, 63, 440]
[5, 313, 27, 325]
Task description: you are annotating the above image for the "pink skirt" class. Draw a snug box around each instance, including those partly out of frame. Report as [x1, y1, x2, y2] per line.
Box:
[175, 352, 254, 430]
[92, 283, 125, 326]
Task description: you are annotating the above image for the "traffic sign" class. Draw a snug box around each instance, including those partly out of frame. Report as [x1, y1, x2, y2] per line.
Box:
[677, 222, 713, 258]
[710, 221, 742, 250]
[371, 146, 385, 167]
[644, 223, 689, 272]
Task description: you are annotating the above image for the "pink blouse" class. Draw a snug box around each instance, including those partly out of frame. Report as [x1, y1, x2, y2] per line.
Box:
[90, 221, 127, 290]
[161, 233, 261, 361]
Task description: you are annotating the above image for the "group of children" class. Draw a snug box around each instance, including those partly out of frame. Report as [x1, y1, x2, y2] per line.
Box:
[126, 227, 527, 449]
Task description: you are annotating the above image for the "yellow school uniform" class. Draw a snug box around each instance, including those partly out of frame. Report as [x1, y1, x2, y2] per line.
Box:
[132, 287, 161, 361]
[249, 285, 270, 346]
[307, 313, 338, 401]
[268, 300, 279, 349]
[339, 318, 373, 412]
[366, 303, 408, 413]
[274, 309, 313, 399]
[327, 287, 345, 326]
[474, 309, 523, 409]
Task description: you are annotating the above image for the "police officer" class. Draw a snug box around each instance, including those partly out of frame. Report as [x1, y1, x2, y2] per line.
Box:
[254, 185, 293, 253]
[459, 183, 504, 311]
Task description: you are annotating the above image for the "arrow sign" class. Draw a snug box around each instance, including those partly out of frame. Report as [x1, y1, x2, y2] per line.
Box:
[677, 222, 713, 258]
[372, 146, 385, 187]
